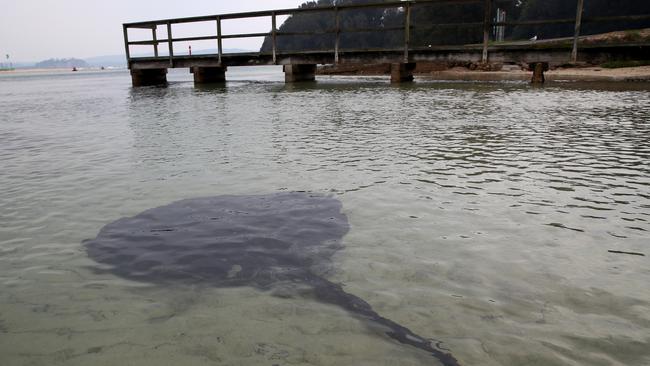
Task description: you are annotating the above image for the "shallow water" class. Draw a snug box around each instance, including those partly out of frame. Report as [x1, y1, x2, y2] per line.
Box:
[1, 67, 649, 366]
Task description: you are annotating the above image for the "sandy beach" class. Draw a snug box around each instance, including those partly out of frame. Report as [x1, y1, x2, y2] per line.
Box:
[318, 63, 650, 82]
[426, 65, 650, 82]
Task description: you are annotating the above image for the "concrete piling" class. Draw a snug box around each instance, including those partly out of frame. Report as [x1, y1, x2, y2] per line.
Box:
[284, 64, 317, 83]
[130, 68, 168, 87]
[390, 63, 416, 83]
[192, 66, 227, 84]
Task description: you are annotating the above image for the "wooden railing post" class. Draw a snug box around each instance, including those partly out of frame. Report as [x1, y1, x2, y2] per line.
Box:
[152, 26, 159, 58]
[272, 12, 278, 64]
[572, 0, 585, 63]
[482, 0, 492, 63]
[123, 25, 131, 68]
[166, 22, 174, 67]
[217, 17, 223, 64]
[335, 7, 340, 64]
[404, 2, 411, 63]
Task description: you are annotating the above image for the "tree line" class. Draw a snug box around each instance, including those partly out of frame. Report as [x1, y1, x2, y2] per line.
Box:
[260, 0, 650, 52]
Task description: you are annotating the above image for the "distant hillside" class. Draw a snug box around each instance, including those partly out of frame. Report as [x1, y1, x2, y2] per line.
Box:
[85, 55, 127, 68]
[23, 48, 255, 69]
[85, 48, 252, 68]
[35, 58, 89, 69]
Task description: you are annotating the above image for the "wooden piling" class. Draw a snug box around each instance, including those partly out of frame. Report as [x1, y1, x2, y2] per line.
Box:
[404, 3, 411, 63]
[152, 26, 159, 58]
[166, 22, 174, 67]
[530, 62, 548, 84]
[572, 0, 585, 63]
[482, 0, 493, 63]
[123, 25, 131, 68]
[272, 13, 278, 65]
[335, 7, 340, 64]
[217, 17, 223, 64]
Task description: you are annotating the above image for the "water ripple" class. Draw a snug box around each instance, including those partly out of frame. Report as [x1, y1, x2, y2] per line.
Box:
[1, 72, 649, 365]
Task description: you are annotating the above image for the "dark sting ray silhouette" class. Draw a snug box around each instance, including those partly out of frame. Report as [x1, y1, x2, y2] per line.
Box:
[84, 192, 460, 366]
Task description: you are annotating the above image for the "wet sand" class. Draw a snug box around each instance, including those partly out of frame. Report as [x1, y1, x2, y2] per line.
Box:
[427, 66, 650, 82]
[319, 63, 650, 82]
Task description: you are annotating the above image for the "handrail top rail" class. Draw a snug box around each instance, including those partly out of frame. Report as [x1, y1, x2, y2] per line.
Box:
[123, 0, 491, 28]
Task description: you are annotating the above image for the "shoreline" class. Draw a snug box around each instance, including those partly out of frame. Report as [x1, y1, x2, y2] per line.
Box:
[3, 65, 650, 83]
[0, 67, 124, 75]
[427, 66, 650, 82]
[318, 64, 650, 83]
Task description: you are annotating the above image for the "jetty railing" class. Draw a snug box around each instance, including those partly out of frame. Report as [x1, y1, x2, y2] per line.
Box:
[123, 0, 650, 66]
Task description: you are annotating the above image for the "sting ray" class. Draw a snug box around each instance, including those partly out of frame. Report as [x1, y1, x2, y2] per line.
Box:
[84, 192, 460, 366]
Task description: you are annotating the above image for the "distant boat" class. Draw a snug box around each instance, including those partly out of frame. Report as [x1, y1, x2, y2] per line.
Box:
[72, 67, 78, 72]
[1, 54, 14, 71]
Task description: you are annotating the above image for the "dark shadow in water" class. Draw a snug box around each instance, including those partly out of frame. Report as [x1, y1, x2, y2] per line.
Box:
[280, 80, 320, 92]
[128, 84, 175, 101]
[192, 82, 228, 93]
[84, 192, 460, 366]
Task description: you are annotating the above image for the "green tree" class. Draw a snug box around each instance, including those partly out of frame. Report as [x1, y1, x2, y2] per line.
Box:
[261, 0, 403, 52]
[260, 0, 650, 52]
[513, 0, 650, 40]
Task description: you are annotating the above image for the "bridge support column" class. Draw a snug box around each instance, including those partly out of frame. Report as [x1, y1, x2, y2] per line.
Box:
[192, 66, 227, 84]
[130, 68, 167, 87]
[530, 62, 549, 84]
[390, 63, 416, 83]
[284, 64, 316, 83]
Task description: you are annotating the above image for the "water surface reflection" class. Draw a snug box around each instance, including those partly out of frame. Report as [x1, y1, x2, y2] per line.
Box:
[1, 71, 649, 365]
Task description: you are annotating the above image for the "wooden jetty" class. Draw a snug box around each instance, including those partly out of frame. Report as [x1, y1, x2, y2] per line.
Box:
[123, 0, 650, 86]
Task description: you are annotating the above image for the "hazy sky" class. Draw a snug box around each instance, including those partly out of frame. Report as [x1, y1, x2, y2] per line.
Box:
[0, 0, 306, 61]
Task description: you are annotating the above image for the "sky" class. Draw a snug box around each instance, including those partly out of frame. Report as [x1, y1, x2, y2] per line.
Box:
[0, 0, 306, 61]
